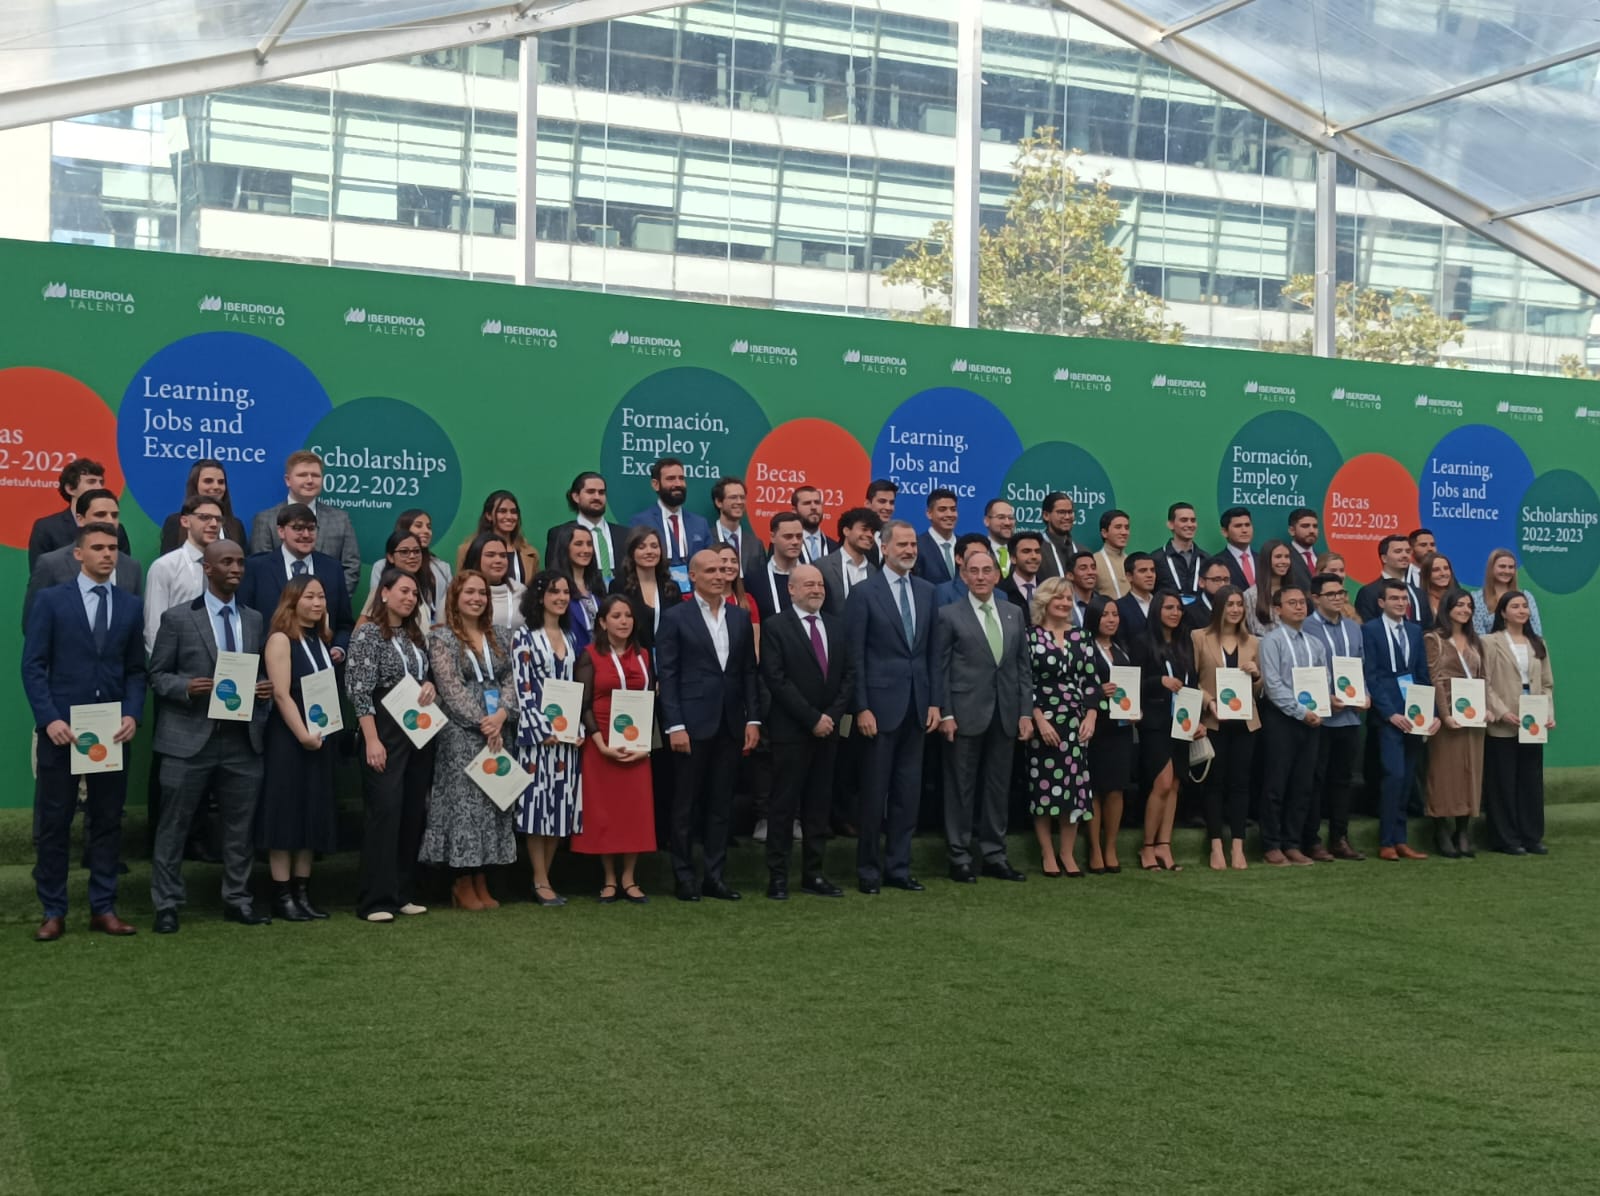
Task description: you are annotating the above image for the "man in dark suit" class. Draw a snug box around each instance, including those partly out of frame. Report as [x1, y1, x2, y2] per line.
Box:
[248, 450, 361, 593]
[1185, 558, 1234, 632]
[913, 487, 960, 585]
[23, 488, 142, 628]
[1286, 507, 1322, 593]
[545, 470, 630, 582]
[147, 540, 275, 931]
[708, 475, 767, 581]
[934, 547, 1032, 883]
[657, 549, 761, 902]
[759, 564, 856, 899]
[1155, 501, 1207, 599]
[934, 533, 988, 608]
[1355, 534, 1431, 629]
[26, 458, 129, 569]
[22, 522, 146, 941]
[238, 503, 354, 658]
[630, 457, 712, 586]
[818, 507, 880, 617]
[1066, 550, 1105, 631]
[752, 511, 805, 621]
[1034, 492, 1080, 581]
[998, 530, 1044, 621]
[1212, 506, 1256, 591]
[843, 520, 939, 894]
[1114, 553, 1160, 648]
[1362, 578, 1439, 861]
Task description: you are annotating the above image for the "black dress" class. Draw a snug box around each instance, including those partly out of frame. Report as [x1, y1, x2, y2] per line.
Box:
[258, 634, 339, 852]
[1088, 639, 1135, 796]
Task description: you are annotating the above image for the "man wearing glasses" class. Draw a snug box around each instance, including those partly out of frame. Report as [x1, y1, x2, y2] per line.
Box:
[238, 504, 355, 660]
[144, 497, 225, 655]
[1305, 574, 1368, 861]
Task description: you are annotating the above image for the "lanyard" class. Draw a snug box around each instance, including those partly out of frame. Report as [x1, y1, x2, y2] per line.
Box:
[1049, 538, 1065, 576]
[1316, 613, 1351, 657]
[391, 636, 424, 679]
[298, 636, 331, 674]
[1455, 644, 1474, 680]
[1095, 643, 1115, 672]
[1165, 547, 1199, 593]
[610, 648, 633, 692]
[767, 564, 786, 613]
[1100, 550, 1123, 598]
[466, 634, 495, 684]
[1386, 621, 1408, 672]
[537, 628, 572, 676]
[1286, 630, 1307, 669]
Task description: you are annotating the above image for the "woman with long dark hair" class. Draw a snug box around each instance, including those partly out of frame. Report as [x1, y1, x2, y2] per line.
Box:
[1482, 591, 1554, 854]
[463, 532, 526, 635]
[1423, 587, 1485, 858]
[368, 509, 451, 610]
[1139, 590, 1203, 872]
[1192, 585, 1261, 871]
[1244, 539, 1293, 636]
[550, 523, 606, 651]
[458, 490, 540, 585]
[158, 458, 246, 552]
[1083, 600, 1133, 874]
[615, 526, 681, 652]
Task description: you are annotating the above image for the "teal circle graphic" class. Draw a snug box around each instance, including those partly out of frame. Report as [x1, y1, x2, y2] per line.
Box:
[1216, 411, 1342, 525]
[1518, 469, 1600, 594]
[1001, 441, 1116, 537]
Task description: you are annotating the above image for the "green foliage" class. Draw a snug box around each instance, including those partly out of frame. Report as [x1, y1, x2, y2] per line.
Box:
[882, 129, 1181, 342]
[1271, 274, 1466, 366]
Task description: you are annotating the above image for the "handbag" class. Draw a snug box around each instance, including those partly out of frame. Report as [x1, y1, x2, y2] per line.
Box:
[1187, 734, 1215, 783]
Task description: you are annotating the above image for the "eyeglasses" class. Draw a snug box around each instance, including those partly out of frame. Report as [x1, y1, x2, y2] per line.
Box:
[286, 522, 317, 533]
[1318, 590, 1345, 600]
[393, 546, 423, 557]
[192, 513, 223, 523]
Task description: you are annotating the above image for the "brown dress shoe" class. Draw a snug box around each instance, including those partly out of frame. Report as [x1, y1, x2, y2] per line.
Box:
[1284, 849, 1314, 866]
[1310, 845, 1336, 862]
[1378, 846, 1400, 861]
[1263, 849, 1289, 866]
[34, 916, 65, 942]
[1395, 843, 1429, 860]
[88, 912, 137, 936]
[1331, 838, 1366, 861]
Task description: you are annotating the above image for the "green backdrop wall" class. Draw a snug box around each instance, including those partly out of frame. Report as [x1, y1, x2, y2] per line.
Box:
[3, 238, 1596, 805]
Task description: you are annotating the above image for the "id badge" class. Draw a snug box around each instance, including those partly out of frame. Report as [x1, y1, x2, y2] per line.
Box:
[668, 562, 691, 591]
[1180, 594, 1196, 606]
[483, 687, 501, 717]
[1397, 674, 1414, 701]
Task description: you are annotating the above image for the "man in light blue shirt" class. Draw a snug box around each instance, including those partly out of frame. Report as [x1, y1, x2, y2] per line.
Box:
[1257, 584, 1326, 866]
[1304, 573, 1369, 861]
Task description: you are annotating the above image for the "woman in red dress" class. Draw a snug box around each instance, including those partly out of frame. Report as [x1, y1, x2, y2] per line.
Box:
[572, 595, 656, 903]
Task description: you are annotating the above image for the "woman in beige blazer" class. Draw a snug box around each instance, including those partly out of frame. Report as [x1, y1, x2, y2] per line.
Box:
[1481, 590, 1555, 855]
[457, 489, 541, 585]
[1191, 585, 1263, 871]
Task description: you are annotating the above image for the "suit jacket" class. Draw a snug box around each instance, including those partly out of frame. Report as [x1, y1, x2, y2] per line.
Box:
[817, 548, 877, 618]
[843, 568, 935, 729]
[998, 574, 1043, 624]
[934, 577, 969, 608]
[23, 543, 143, 630]
[1286, 543, 1321, 596]
[1354, 575, 1432, 630]
[1190, 626, 1262, 732]
[544, 519, 629, 578]
[1212, 547, 1253, 592]
[629, 504, 712, 564]
[1183, 592, 1216, 633]
[250, 502, 361, 594]
[1114, 592, 1156, 650]
[1481, 631, 1554, 738]
[22, 581, 147, 728]
[1362, 616, 1430, 725]
[655, 595, 759, 740]
[1035, 531, 1079, 582]
[27, 508, 130, 570]
[934, 595, 1032, 735]
[149, 595, 269, 755]
[759, 608, 856, 742]
[913, 532, 955, 585]
[238, 549, 355, 654]
[705, 521, 767, 581]
[1155, 540, 1208, 597]
[750, 560, 800, 622]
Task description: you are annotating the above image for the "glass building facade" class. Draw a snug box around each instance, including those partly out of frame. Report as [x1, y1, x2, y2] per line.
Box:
[25, 0, 1598, 371]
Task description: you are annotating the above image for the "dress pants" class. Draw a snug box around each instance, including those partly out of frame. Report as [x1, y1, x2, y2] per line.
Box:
[1311, 723, 1359, 848]
[1483, 736, 1544, 850]
[1203, 721, 1255, 842]
[766, 736, 838, 877]
[942, 716, 1015, 868]
[670, 728, 742, 886]
[151, 723, 263, 912]
[358, 710, 434, 917]
[858, 708, 925, 884]
[1260, 706, 1317, 853]
[33, 731, 128, 918]
[1372, 720, 1423, 847]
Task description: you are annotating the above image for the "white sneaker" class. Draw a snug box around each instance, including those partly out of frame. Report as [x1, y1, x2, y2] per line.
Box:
[794, 820, 804, 840]
[399, 903, 428, 916]
[364, 911, 395, 923]
[752, 819, 768, 842]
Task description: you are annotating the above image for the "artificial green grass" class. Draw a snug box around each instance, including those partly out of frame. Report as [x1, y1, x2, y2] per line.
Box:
[3, 807, 1599, 1195]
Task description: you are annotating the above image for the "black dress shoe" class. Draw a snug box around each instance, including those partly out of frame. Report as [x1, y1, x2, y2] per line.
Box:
[948, 864, 978, 884]
[273, 886, 312, 923]
[153, 909, 179, 935]
[1500, 845, 1529, 856]
[766, 876, 789, 901]
[802, 875, 843, 898]
[886, 876, 924, 892]
[224, 903, 272, 926]
[1528, 842, 1549, 855]
[675, 882, 702, 902]
[857, 879, 880, 895]
[702, 880, 742, 901]
[981, 861, 1027, 882]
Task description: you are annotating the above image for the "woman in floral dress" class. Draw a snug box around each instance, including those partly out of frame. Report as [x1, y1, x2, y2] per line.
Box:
[1025, 577, 1100, 877]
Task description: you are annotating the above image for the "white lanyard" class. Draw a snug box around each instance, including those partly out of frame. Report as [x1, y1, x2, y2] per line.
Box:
[1100, 550, 1123, 598]
[1455, 643, 1474, 680]
[298, 636, 330, 674]
[1096, 643, 1115, 671]
[767, 564, 786, 613]
[610, 648, 633, 692]
[466, 634, 495, 684]
[1318, 613, 1351, 657]
[1049, 539, 1065, 576]
[391, 636, 424, 679]
[1386, 621, 1408, 672]
[1286, 630, 1307, 669]
[538, 628, 571, 676]
[1166, 548, 1199, 594]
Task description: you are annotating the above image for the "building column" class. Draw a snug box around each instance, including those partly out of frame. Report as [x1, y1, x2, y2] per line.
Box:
[951, 0, 982, 328]
[1313, 149, 1337, 357]
[515, 36, 539, 287]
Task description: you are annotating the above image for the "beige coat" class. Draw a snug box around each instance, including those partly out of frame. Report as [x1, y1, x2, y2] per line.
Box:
[1481, 630, 1555, 739]
[1191, 626, 1263, 732]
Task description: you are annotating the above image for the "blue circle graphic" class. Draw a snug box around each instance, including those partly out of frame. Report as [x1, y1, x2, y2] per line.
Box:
[118, 332, 331, 525]
[1421, 424, 1534, 574]
[871, 388, 1024, 534]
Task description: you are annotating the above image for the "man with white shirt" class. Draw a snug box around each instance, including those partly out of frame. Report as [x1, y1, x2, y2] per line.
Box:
[1067, 550, 1103, 630]
[865, 480, 898, 559]
[983, 499, 1017, 577]
[1155, 501, 1206, 599]
[144, 496, 223, 655]
[819, 507, 880, 616]
[1405, 527, 1437, 590]
[1094, 509, 1131, 601]
[23, 489, 143, 629]
[914, 488, 960, 585]
[1257, 585, 1326, 866]
[248, 451, 360, 593]
[710, 475, 766, 579]
[998, 531, 1043, 621]
[1354, 535, 1430, 629]
[1035, 492, 1080, 581]
[656, 550, 761, 902]
[1114, 553, 1159, 647]
[754, 512, 806, 620]
[544, 471, 628, 582]
[1211, 506, 1256, 591]
[790, 486, 834, 564]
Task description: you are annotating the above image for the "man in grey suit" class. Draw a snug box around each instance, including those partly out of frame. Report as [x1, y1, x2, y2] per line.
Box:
[248, 450, 361, 593]
[818, 507, 881, 617]
[934, 546, 1033, 883]
[22, 489, 142, 628]
[147, 540, 274, 932]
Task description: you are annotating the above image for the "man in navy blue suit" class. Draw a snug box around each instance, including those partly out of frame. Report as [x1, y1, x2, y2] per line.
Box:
[1363, 578, 1440, 860]
[629, 457, 711, 588]
[21, 522, 146, 941]
[238, 503, 354, 659]
[656, 549, 761, 902]
[913, 487, 960, 585]
[844, 520, 940, 893]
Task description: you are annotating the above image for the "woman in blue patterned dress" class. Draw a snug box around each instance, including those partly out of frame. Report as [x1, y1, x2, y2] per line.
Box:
[1025, 577, 1100, 877]
[512, 571, 584, 907]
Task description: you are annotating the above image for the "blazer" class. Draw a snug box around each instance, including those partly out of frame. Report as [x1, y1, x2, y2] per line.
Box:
[711, 521, 769, 581]
[759, 607, 856, 742]
[543, 519, 629, 578]
[1138, 635, 1194, 732]
[750, 560, 800, 622]
[1034, 531, 1079, 582]
[22, 581, 147, 729]
[1362, 616, 1430, 725]
[843, 568, 935, 729]
[1183, 593, 1216, 633]
[455, 534, 540, 587]
[629, 504, 712, 563]
[1211, 547, 1253, 592]
[251, 501, 361, 594]
[998, 574, 1042, 624]
[1481, 631, 1554, 738]
[1354, 575, 1432, 630]
[159, 510, 247, 557]
[934, 594, 1032, 735]
[1190, 626, 1262, 732]
[1114, 592, 1156, 650]
[621, 579, 682, 653]
[912, 532, 955, 585]
[655, 595, 759, 740]
[149, 595, 269, 756]
[238, 549, 355, 654]
[23, 543, 143, 630]
[1286, 543, 1321, 595]
[816, 548, 877, 618]
[27, 508, 130, 570]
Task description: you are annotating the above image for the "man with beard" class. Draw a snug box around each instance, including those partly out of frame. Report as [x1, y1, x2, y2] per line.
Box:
[545, 471, 629, 582]
[1034, 492, 1080, 581]
[630, 457, 711, 589]
[790, 486, 835, 564]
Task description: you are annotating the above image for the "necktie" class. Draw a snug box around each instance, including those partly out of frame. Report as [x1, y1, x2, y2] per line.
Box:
[669, 512, 682, 558]
[997, 546, 1009, 575]
[595, 528, 611, 574]
[1392, 624, 1407, 667]
[805, 614, 828, 673]
[1304, 549, 1316, 574]
[292, 558, 307, 577]
[808, 534, 819, 560]
[90, 584, 109, 651]
[728, 529, 739, 556]
[897, 576, 915, 644]
[220, 605, 237, 652]
[981, 601, 1003, 664]
[1241, 551, 1256, 587]
[941, 540, 954, 575]
[1023, 582, 1034, 604]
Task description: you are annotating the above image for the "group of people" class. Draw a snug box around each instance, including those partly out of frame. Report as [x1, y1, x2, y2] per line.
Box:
[20, 451, 1556, 941]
